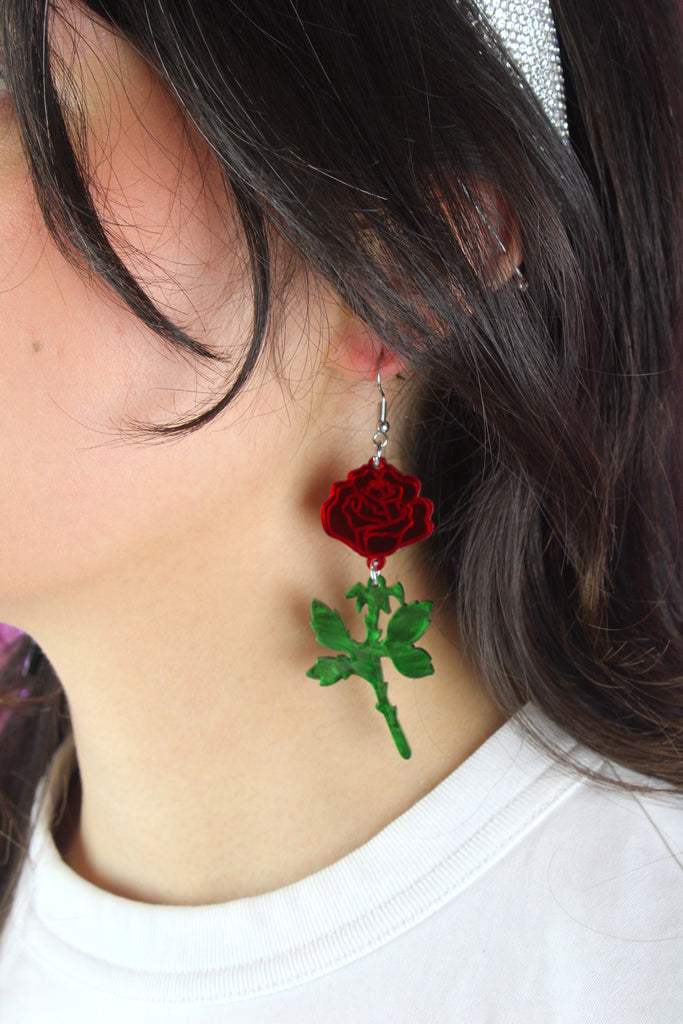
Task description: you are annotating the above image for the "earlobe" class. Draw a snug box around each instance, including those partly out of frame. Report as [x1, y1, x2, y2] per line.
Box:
[327, 306, 404, 381]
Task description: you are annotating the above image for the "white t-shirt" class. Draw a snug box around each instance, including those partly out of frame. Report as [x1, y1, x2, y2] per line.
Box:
[0, 707, 681, 1022]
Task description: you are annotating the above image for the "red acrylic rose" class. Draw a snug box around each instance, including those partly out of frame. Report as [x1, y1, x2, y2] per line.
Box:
[321, 458, 434, 569]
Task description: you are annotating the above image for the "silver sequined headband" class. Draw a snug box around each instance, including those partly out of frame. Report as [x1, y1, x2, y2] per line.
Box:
[478, 0, 568, 138]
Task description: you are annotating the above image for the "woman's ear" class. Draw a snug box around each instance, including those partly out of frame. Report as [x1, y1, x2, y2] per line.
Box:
[465, 181, 524, 289]
[321, 181, 522, 383]
[325, 302, 404, 381]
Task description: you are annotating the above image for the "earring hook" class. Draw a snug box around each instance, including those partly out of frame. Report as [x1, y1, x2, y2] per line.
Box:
[373, 356, 389, 465]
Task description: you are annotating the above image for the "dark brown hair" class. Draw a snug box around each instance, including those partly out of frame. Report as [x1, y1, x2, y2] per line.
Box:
[0, 0, 681, 929]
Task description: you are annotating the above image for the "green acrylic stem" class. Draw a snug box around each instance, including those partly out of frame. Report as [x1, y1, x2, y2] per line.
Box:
[361, 585, 412, 759]
[372, 671, 412, 759]
[307, 576, 434, 760]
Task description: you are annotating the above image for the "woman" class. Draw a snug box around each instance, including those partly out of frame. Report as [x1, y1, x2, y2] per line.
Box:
[0, 0, 680, 1019]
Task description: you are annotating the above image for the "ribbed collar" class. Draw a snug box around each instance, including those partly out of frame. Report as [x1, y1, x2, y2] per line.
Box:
[19, 707, 597, 1002]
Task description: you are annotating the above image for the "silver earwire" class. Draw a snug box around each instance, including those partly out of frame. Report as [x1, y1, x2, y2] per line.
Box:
[372, 360, 389, 466]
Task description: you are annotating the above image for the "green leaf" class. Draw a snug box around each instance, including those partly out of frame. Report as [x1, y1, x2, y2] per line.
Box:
[385, 601, 433, 645]
[343, 577, 407, 616]
[310, 600, 352, 650]
[383, 580, 406, 607]
[306, 655, 354, 686]
[345, 582, 370, 614]
[369, 577, 406, 614]
[366, 577, 393, 615]
[386, 645, 434, 679]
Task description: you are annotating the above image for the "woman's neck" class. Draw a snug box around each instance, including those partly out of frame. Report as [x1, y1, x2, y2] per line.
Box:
[15, 374, 506, 905]
[45, 541, 504, 905]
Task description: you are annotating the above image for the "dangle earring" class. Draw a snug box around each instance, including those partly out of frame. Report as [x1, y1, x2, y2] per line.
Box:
[307, 362, 435, 759]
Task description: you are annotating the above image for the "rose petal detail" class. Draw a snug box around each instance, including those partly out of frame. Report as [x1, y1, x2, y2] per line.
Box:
[321, 459, 434, 564]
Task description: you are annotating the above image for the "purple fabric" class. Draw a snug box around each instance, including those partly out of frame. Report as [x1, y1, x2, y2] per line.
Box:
[0, 624, 26, 733]
[0, 623, 23, 650]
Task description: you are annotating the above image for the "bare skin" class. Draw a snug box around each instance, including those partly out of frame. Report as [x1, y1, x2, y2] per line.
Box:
[0, 7, 507, 905]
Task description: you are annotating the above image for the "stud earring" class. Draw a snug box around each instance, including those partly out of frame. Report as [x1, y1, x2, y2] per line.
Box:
[514, 264, 529, 292]
[307, 362, 435, 759]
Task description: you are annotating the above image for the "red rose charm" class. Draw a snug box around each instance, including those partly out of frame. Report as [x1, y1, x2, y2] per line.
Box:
[321, 458, 434, 569]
